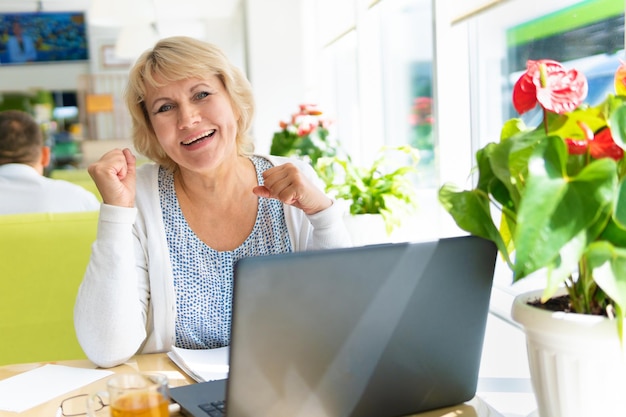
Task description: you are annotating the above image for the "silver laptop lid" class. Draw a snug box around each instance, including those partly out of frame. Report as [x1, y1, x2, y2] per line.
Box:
[226, 235, 497, 417]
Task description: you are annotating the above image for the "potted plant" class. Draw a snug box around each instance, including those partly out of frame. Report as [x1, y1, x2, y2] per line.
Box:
[316, 145, 420, 244]
[269, 103, 338, 166]
[438, 59, 626, 417]
[271, 104, 420, 245]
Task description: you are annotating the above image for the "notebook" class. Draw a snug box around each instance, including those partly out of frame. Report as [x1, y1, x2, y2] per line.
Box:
[169, 235, 498, 417]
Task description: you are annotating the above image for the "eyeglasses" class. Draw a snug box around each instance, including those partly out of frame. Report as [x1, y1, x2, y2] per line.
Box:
[57, 394, 108, 417]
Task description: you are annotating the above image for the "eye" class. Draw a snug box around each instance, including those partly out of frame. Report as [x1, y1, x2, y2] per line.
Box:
[194, 91, 210, 101]
[154, 103, 174, 114]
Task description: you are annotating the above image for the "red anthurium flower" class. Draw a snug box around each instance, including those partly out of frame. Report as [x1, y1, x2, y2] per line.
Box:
[565, 121, 593, 155]
[590, 127, 624, 161]
[565, 122, 624, 161]
[513, 59, 588, 115]
[566, 139, 588, 155]
[512, 60, 550, 114]
[536, 67, 587, 114]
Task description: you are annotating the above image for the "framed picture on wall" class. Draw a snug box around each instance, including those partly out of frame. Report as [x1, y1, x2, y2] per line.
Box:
[0, 11, 89, 65]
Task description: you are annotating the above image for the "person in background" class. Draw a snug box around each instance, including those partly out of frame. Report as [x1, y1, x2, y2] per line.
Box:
[6, 20, 37, 63]
[0, 110, 100, 214]
[74, 36, 352, 368]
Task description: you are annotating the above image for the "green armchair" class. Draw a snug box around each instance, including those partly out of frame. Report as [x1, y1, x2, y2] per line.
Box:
[0, 211, 98, 365]
[49, 169, 102, 202]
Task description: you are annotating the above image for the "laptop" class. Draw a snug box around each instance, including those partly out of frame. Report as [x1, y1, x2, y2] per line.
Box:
[169, 235, 497, 417]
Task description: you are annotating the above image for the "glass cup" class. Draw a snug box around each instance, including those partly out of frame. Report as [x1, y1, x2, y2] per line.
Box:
[86, 372, 170, 417]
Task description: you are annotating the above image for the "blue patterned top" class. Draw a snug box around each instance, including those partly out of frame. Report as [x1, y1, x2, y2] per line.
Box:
[159, 155, 293, 349]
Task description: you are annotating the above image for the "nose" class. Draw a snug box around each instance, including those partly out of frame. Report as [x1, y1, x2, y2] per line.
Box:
[177, 103, 201, 130]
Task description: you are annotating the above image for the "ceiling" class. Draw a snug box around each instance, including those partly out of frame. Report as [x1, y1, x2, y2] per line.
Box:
[0, 0, 243, 58]
[0, 0, 241, 20]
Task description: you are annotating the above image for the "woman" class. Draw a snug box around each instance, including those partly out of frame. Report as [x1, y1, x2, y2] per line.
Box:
[74, 36, 351, 368]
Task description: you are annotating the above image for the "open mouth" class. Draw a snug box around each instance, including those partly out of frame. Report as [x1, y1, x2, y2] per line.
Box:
[181, 130, 216, 146]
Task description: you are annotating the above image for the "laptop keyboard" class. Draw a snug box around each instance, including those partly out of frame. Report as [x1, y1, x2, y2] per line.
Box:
[198, 400, 227, 416]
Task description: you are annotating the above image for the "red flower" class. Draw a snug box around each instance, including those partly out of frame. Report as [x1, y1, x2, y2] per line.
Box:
[590, 128, 624, 160]
[409, 96, 433, 126]
[513, 59, 588, 115]
[297, 121, 316, 136]
[566, 138, 588, 155]
[299, 103, 323, 116]
[278, 104, 332, 136]
[565, 121, 593, 155]
[565, 122, 624, 161]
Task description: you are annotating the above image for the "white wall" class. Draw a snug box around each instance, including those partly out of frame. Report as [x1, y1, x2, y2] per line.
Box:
[244, 0, 312, 154]
[0, 0, 310, 155]
[0, 62, 90, 91]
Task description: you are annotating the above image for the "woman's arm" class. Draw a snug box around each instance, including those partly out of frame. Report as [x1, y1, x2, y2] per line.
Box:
[73, 204, 150, 368]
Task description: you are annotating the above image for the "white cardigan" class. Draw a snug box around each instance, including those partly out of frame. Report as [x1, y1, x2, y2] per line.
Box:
[74, 155, 352, 368]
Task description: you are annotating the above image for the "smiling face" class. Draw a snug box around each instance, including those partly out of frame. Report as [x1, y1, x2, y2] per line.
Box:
[145, 75, 240, 174]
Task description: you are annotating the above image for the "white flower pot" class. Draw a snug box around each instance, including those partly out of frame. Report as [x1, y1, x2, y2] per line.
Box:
[511, 289, 626, 417]
[342, 214, 391, 246]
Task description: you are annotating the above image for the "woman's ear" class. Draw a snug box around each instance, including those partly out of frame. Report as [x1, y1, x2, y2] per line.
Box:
[41, 145, 51, 168]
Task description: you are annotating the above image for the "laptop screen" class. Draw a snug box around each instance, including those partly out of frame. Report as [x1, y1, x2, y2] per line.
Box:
[171, 235, 498, 417]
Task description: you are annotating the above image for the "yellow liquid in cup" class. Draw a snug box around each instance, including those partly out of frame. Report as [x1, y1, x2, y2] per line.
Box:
[110, 392, 169, 417]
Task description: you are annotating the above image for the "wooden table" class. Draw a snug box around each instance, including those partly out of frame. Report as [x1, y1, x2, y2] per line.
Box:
[0, 353, 505, 417]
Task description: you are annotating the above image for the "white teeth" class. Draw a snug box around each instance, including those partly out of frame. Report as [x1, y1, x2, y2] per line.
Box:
[182, 130, 215, 145]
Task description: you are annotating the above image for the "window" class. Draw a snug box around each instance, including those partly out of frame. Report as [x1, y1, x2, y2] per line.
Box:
[464, 0, 625, 319]
[316, 0, 624, 245]
[318, 0, 439, 240]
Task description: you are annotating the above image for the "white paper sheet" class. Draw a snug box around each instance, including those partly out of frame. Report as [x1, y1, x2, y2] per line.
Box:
[0, 364, 114, 413]
[167, 346, 229, 382]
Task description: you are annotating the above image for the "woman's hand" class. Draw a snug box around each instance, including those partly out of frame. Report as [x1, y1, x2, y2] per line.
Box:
[252, 163, 332, 215]
[88, 148, 137, 208]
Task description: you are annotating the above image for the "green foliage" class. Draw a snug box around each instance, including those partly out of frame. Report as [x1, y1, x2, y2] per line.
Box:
[438, 94, 626, 332]
[269, 104, 338, 166]
[270, 125, 336, 166]
[270, 104, 420, 236]
[317, 145, 420, 234]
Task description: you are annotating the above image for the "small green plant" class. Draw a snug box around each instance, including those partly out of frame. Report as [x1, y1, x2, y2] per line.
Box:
[316, 145, 420, 234]
[270, 103, 338, 166]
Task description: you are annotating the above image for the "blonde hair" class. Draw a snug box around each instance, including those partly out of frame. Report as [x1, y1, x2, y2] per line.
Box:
[125, 36, 255, 170]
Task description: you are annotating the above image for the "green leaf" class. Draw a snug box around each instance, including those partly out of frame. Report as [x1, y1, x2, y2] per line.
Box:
[438, 184, 512, 266]
[475, 145, 514, 215]
[270, 130, 298, 156]
[543, 230, 587, 299]
[601, 217, 626, 247]
[549, 106, 605, 141]
[587, 241, 626, 317]
[321, 145, 419, 233]
[614, 178, 626, 228]
[513, 136, 617, 279]
[499, 118, 525, 141]
[607, 96, 626, 149]
[490, 128, 547, 208]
